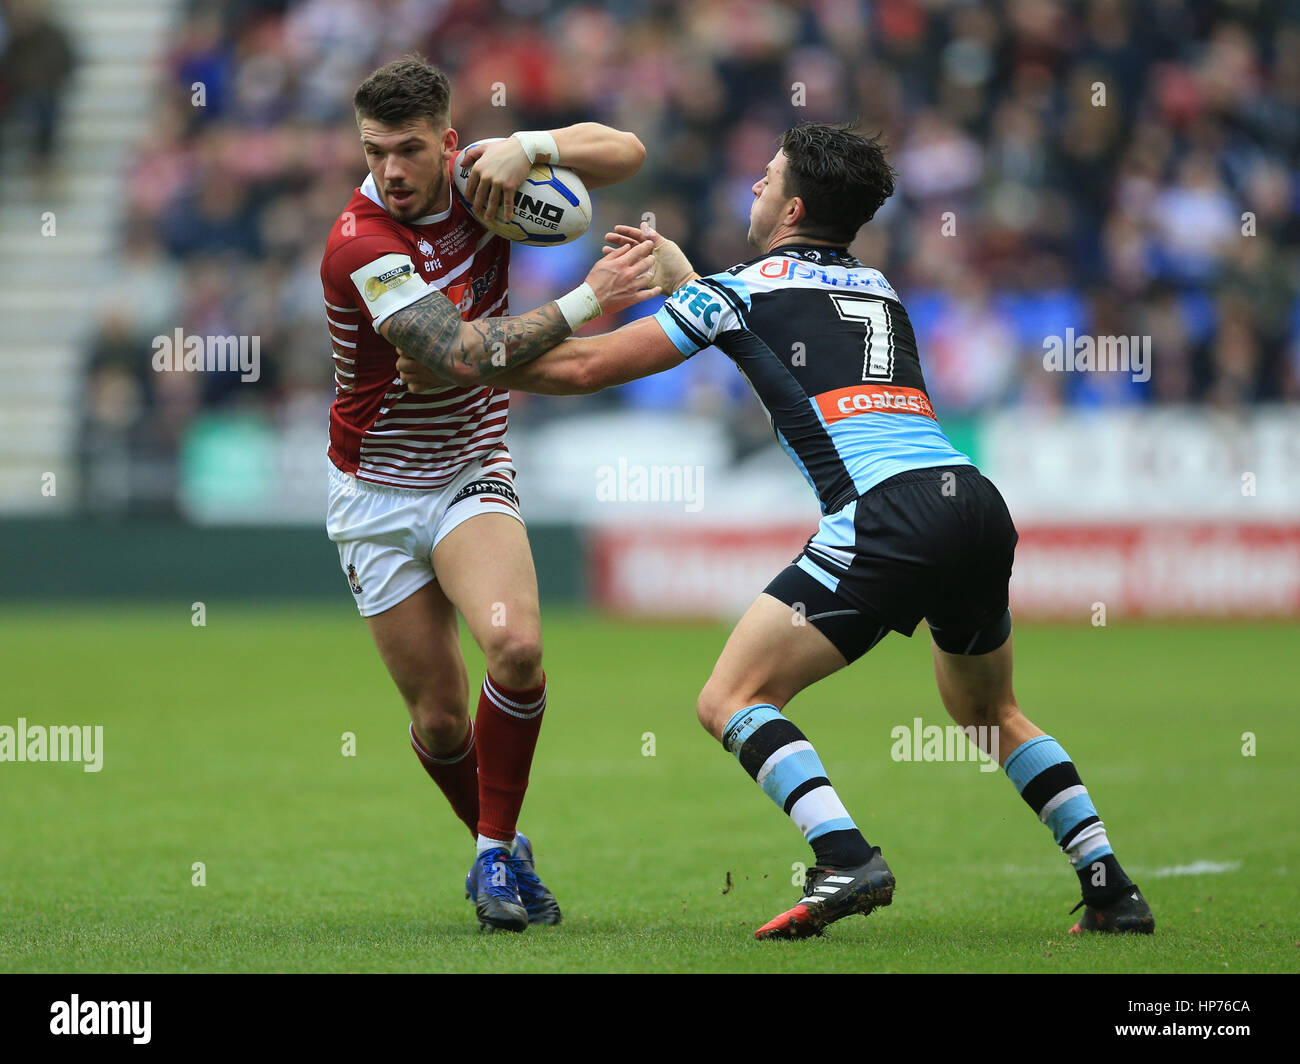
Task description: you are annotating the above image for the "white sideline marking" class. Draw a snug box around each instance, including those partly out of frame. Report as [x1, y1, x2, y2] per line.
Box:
[1146, 860, 1242, 879]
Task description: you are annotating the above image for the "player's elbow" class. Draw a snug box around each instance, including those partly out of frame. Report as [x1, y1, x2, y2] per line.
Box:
[603, 131, 645, 181]
[624, 133, 647, 174]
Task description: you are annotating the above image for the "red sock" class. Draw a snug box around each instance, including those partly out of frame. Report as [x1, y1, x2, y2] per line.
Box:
[409, 720, 479, 838]
[475, 672, 547, 842]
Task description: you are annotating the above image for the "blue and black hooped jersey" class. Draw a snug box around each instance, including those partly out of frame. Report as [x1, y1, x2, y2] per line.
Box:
[653, 244, 972, 515]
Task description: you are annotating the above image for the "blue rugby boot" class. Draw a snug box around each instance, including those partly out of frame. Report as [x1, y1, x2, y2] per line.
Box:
[510, 833, 562, 926]
[466, 847, 527, 932]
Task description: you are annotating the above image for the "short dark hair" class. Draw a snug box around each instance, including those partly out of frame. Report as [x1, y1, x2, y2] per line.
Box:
[778, 123, 896, 244]
[354, 54, 451, 128]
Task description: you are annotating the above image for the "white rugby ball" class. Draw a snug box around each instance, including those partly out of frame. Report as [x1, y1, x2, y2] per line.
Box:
[453, 138, 592, 246]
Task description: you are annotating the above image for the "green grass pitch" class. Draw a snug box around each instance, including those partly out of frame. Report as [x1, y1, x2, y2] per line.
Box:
[0, 604, 1295, 973]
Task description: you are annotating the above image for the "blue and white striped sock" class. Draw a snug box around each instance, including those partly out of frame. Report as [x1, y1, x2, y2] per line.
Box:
[721, 704, 874, 868]
[1004, 734, 1131, 900]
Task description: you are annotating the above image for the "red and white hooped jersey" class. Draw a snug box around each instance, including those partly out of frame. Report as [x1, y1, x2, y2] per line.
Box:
[320, 159, 513, 489]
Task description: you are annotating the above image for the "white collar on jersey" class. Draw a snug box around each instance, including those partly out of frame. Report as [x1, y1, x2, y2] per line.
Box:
[359, 172, 453, 226]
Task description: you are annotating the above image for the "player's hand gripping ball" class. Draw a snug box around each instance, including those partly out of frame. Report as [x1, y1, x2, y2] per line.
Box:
[454, 138, 592, 246]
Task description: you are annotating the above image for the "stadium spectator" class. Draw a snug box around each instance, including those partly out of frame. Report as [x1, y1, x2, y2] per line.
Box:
[81, 0, 1300, 510]
[0, 0, 77, 174]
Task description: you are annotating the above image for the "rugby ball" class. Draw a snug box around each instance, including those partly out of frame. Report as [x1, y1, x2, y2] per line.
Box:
[453, 138, 592, 246]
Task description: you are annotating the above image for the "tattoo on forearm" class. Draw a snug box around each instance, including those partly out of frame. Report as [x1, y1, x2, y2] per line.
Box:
[385, 291, 571, 383]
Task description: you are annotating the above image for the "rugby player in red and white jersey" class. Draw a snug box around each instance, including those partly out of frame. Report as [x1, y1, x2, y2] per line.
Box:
[320, 55, 658, 932]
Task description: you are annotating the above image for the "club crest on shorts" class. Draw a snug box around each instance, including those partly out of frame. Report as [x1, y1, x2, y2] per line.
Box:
[346, 564, 364, 595]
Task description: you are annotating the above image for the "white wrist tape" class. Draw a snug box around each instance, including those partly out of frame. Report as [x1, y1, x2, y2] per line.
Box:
[554, 282, 601, 330]
[512, 130, 559, 165]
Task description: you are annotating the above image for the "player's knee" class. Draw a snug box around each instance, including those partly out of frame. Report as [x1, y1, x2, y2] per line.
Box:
[484, 631, 543, 687]
[412, 705, 469, 754]
[695, 683, 731, 741]
[961, 697, 1020, 729]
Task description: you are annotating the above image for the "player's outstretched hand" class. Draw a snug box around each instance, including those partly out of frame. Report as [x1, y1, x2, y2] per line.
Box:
[583, 239, 661, 317]
[603, 221, 698, 296]
[395, 349, 441, 393]
[462, 138, 531, 224]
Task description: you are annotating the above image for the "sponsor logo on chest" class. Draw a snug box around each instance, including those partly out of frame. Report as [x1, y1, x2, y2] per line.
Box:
[444, 263, 499, 314]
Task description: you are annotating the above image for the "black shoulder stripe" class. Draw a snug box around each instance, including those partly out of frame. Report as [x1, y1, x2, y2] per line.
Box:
[663, 302, 712, 350]
[696, 277, 747, 320]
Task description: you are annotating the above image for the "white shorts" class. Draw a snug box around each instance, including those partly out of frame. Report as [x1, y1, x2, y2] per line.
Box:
[326, 453, 525, 617]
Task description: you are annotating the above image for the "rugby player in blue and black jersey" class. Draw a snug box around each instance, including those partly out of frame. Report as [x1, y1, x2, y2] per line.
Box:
[397, 123, 1155, 941]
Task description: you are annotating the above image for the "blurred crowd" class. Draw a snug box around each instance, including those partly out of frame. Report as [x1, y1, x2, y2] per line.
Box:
[80, 0, 1300, 510]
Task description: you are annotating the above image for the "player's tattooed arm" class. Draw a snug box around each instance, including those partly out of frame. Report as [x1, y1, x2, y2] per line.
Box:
[380, 291, 571, 387]
[402, 316, 687, 396]
[381, 239, 660, 387]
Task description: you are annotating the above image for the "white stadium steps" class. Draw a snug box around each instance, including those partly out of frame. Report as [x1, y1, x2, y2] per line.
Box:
[0, 0, 184, 513]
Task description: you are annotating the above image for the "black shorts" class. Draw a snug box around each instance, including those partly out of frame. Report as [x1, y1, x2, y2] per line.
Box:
[764, 465, 1018, 663]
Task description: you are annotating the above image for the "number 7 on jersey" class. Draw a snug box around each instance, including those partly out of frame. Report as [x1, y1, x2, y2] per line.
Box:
[829, 293, 896, 383]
